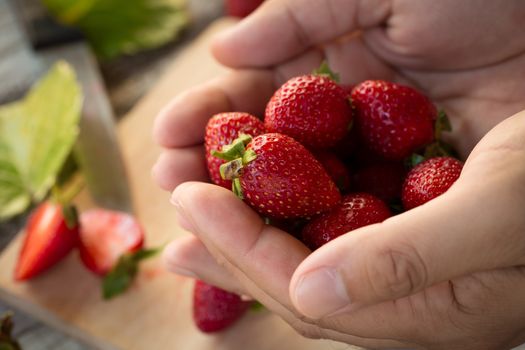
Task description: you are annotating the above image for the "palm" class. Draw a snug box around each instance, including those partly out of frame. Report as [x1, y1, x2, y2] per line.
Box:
[155, 1, 525, 348]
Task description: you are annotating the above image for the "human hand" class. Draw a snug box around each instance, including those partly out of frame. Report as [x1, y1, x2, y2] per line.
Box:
[153, 0, 525, 192]
[154, 0, 525, 348]
[165, 110, 525, 349]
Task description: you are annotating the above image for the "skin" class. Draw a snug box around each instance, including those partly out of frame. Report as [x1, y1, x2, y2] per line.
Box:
[152, 1, 525, 348]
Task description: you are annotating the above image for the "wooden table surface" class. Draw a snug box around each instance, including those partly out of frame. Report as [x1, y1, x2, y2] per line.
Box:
[0, 1, 222, 349]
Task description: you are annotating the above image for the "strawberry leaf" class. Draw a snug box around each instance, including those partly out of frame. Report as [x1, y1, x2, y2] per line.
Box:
[61, 204, 79, 230]
[42, 0, 188, 60]
[312, 61, 340, 82]
[408, 154, 426, 168]
[250, 301, 265, 312]
[434, 110, 452, 141]
[0, 62, 82, 221]
[102, 247, 161, 300]
[0, 312, 21, 350]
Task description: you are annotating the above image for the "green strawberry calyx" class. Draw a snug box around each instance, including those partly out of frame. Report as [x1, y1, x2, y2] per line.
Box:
[312, 60, 340, 83]
[212, 134, 257, 199]
[407, 110, 459, 168]
[102, 246, 162, 300]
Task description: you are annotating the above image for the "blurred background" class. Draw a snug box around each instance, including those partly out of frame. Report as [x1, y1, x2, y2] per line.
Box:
[0, 0, 262, 348]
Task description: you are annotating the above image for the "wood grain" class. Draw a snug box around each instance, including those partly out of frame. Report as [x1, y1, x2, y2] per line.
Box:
[0, 19, 351, 350]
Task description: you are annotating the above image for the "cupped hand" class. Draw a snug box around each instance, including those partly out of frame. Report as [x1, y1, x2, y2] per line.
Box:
[154, 0, 525, 348]
[165, 111, 525, 349]
[153, 0, 525, 191]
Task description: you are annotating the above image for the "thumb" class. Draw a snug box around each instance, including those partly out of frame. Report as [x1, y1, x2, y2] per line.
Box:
[289, 180, 525, 319]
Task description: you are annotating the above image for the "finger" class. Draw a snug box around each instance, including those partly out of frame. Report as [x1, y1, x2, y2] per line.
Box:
[152, 146, 208, 192]
[268, 40, 392, 87]
[153, 70, 275, 148]
[169, 182, 412, 349]
[290, 179, 525, 319]
[212, 0, 390, 67]
[171, 182, 310, 310]
[163, 236, 248, 296]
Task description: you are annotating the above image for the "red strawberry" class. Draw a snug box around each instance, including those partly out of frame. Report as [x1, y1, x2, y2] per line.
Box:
[353, 162, 406, 202]
[265, 75, 352, 149]
[267, 218, 308, 240]
[193, 280, 251, 333]
[205, 112, 265, 189]
[217, 133, 341, 219]
[225, 0, 264, 18]
[302, 193, 391, 250]
[402, 157, 463, 210]
[79, 209, 145, 276]
[351, 80, 437, 160]
[15, 201, 79, 280]
[333, 126, 359, 161]
[340, 84, 355, 98]
[314, 152, 351, 192]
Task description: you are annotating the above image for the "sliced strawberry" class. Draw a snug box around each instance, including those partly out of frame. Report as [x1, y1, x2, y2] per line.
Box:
[15, 201, 79, 281]
[193, 280, 251, 333]
[79, 209, 144, 276]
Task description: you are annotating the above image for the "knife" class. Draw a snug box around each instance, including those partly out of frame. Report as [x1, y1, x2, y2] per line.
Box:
[5, 0, 133, 213]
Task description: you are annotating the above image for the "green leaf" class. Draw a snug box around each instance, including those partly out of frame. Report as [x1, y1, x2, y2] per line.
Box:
[42, 0, 189, 59]
[312, 60, 340, 82]
[408, 154, 426, 168]
[434, 110, 452, 141]
[0, 62, 82, 220]
[250, 301, 265, 312]
[102, 247, 162, 300]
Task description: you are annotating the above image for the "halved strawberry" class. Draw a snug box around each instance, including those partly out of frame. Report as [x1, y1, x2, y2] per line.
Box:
[79, 209, 158, 299]
[15, 201, 79, 281]
[79, 209, 144, 276]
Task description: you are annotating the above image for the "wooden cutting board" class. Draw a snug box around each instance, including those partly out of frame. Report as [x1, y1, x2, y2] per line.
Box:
[0, 19, 357, 350]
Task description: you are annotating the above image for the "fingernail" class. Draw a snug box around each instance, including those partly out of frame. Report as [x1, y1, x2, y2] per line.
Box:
[292, 268, 350, 319]
[170, 195, 196, 233]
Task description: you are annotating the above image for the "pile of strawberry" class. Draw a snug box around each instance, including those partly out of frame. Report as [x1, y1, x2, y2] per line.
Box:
[193, 63, 464, 333]
[14, 199, 157, 299]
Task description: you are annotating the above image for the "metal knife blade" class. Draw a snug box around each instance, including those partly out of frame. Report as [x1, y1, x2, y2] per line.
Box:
[40, 44, 133, 213]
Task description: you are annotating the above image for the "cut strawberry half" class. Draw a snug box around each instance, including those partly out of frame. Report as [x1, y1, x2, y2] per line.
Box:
[15, 201, 79, 281]
[79, 209, 144, 276]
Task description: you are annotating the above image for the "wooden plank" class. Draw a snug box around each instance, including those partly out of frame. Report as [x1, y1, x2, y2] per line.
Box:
[0, 18, 346, 350]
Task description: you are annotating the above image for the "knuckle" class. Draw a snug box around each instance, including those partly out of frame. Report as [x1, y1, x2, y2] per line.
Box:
[367, 242, 428, 299]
